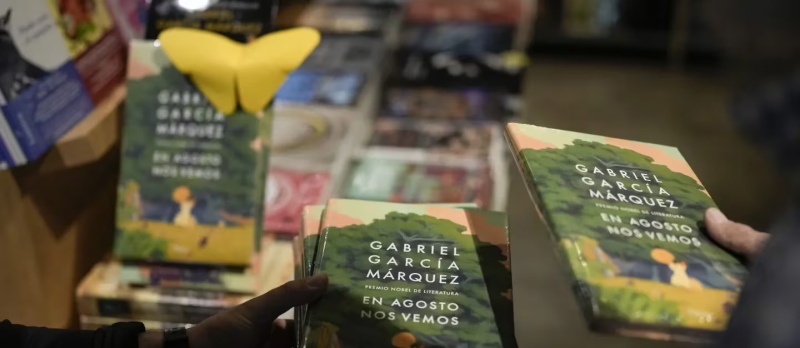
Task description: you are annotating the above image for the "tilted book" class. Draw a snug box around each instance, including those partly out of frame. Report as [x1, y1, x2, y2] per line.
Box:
[505, 123, 747, 342]
[303, 199, 516, 348]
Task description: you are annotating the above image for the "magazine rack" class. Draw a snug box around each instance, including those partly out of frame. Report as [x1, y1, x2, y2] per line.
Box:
[0, 85, 125, 328]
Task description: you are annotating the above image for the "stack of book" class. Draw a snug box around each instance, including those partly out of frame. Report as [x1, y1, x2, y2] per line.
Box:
[77, 1, 311, 328]
[295, 199, 516, 347]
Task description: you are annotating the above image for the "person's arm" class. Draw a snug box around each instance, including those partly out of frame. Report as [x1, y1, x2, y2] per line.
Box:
[0, 320, 144, 348]
[0, 274, 326, 348]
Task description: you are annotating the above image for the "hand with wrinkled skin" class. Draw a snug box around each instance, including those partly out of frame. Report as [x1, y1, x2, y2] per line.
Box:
[139, 274, 328, 348]
[705, 208, 769, 260]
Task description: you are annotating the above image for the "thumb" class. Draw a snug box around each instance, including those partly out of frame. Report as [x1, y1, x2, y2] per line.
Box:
[235, 273, 328, 328]
[705, 208, 768, 259]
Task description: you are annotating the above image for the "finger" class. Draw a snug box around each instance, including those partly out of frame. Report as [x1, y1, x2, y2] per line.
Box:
[705, 208, 769, 258]
[235, 273, 328, 328]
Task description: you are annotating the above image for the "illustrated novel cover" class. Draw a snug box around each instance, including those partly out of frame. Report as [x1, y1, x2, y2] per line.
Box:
[115, 40, 272, 265]
[303, 199, 515, 348]
[505, 123, 748, 342]
[342, 156, 493, 209]
[46, 0, 127, 103]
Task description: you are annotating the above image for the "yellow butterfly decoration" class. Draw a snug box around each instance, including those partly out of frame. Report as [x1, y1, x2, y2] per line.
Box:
[158, 27, 321, 115]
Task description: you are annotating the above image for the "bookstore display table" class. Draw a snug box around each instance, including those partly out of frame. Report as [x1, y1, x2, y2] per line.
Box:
[0, 87, 125, 328]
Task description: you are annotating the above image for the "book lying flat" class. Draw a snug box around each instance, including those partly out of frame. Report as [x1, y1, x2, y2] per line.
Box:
[77, 236, 295, 324]
[303, 199, 516, 348]
[505, 123, 748, 342]
[117, 234, 289, 293]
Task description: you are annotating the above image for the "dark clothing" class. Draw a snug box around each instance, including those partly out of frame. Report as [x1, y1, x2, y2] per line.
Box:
[0, 320, 144, 348]
[721, 73, 800, 348]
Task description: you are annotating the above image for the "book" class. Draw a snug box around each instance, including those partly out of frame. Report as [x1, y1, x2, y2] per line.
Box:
[0, 0, 95, 167]
[105, 0, 148, 42]
[115, 40, 273, 265]
[271, 105, 356, 163]
[276, 70, 366, 107]
[390, 51, 526, 93]
[145, 0, 274, 42]
[369, 119, 500, 157]
[46, 0, 127, 103]
[264, 167, 330, 234]
[302, 199, 516, 347]
[400, 23, 515, 55]
[341, 154, 493, 208]
[404, 0, 523, 25]
[78, 236, 296, 323]
[295, 204, 326, 348]
[116, 234, 289, 293]
[505, 123, 748, 342]
[80, 315, 194, 330]
[298, 34, 386, 74]
[279, 3, 400, 38]
[381, 87, 516, 121]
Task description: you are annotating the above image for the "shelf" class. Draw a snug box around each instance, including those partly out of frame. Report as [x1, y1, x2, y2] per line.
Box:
[36, 85, 126, 172]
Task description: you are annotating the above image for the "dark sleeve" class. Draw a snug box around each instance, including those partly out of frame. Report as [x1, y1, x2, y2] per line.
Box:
[0, 320, 146, 348]
[718, 205, 800, 348]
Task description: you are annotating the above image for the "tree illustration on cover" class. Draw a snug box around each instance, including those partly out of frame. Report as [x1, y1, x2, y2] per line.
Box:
[115, 44, 268, 264]
[307, 211, 514, 347]
[510, 124, 746, 331]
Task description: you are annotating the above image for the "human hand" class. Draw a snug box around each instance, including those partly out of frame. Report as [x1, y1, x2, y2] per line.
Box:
[186, 273, 328, 348]
[705, 208, 769, 259]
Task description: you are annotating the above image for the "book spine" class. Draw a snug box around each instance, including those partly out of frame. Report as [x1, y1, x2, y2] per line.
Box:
[80, 315, 193, 330]
[118, 266, 256, 294]
[76, 292, 246, 324]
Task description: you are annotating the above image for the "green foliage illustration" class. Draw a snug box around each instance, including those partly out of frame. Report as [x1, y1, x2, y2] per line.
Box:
[593, 285, 681, 325]
[306, 212, 514, 347]
[114, 230, 168, 260]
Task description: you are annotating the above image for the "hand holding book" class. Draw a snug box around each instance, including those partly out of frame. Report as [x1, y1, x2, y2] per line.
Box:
[138, 274, 329, 348]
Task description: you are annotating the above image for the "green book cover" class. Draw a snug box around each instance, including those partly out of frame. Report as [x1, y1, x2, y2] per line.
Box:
[303, 199, 515, 348]
[505, 123, 747, 342]
[115, 40, 272, 265]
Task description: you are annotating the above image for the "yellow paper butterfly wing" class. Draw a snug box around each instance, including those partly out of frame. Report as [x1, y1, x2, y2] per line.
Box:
[238, 27, 321, 114]
[159, 28, 243, 114]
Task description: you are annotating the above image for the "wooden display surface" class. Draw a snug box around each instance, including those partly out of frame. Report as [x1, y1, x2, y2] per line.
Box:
[0, 85, 125, 328]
